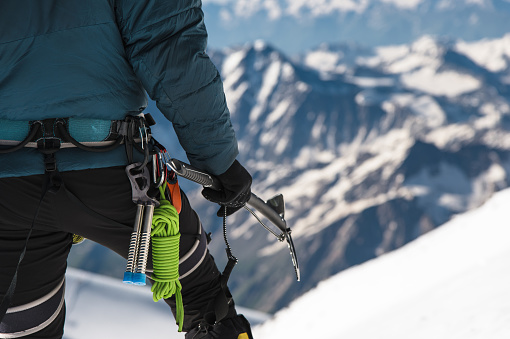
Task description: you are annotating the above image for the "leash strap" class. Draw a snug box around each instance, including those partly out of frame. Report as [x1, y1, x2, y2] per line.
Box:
[0, 161, 59, 323]
[0, 230, 31, 323]
[203, 209, 238, 325]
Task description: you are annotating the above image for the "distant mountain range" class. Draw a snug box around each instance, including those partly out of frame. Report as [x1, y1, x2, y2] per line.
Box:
[68, 33, 510, 314]
[202, 0, 510, 53]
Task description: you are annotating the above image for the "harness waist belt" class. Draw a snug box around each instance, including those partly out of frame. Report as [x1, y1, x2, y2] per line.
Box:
[0, 114, 155, 155]
[0, 117, 125, 148]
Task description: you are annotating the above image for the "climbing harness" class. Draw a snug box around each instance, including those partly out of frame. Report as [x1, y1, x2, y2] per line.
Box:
[0, 113, 178, 333]
[0, 117, 134, 152]
[0, 113, 298, 334]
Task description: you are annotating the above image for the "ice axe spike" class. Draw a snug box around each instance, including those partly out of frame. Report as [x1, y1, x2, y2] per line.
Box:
[167, 158, 300, 281]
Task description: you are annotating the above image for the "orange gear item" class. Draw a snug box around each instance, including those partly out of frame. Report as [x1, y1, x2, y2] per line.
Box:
[166, 180, 182, 214]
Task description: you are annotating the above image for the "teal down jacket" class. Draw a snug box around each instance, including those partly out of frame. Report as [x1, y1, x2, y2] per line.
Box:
[0, 0, 238, 178]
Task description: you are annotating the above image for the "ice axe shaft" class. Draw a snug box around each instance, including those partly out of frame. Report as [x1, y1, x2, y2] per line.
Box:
[167, 158, 300, 281]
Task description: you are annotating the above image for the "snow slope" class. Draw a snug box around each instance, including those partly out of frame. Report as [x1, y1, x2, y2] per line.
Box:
[63, 268, 270, 339]
[254, 188, 510, 339]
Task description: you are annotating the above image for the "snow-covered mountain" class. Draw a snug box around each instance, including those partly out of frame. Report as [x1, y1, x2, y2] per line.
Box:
[253, 187, 510, 339]
[192, 34, 510, 313]
[202, 0, 510, 53]
[69, 33, 510, 314]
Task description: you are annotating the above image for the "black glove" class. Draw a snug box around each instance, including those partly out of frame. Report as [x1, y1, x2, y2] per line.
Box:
[201, 160, 252, 217]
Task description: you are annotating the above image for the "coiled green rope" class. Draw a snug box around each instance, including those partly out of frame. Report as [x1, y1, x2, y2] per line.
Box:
[151, 184, 184, 332]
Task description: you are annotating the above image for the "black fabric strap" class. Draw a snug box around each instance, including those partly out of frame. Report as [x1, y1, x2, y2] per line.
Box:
[0, 167, 57, 323]
[203, 258, 237, 326]
[0, 232, 29, 323]
[214, 255, 237, 322]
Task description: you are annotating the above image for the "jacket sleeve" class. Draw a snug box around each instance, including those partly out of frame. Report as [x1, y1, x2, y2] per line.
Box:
[114, 0, 238, 175]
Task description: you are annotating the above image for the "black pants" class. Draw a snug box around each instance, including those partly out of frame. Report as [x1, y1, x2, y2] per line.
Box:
[0, 166, 223, 338]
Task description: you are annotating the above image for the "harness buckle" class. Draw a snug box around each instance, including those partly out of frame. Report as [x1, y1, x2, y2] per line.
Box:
[37, 138, 61, 172]
[43, 154, 57, 172]
[37, 138, 61, 154]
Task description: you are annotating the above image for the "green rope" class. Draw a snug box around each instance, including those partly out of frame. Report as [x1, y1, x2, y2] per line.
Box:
[151, 184, 184, 332]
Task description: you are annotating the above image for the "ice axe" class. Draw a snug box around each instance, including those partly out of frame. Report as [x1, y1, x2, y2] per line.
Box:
[167, 158, 300, 281]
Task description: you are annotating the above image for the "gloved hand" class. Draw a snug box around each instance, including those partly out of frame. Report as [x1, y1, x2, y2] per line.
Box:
[201, 160, 252, 217]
